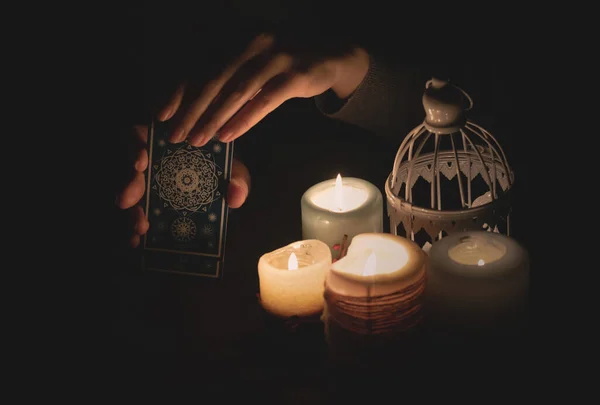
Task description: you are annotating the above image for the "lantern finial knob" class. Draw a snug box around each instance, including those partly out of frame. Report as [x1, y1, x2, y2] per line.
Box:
[422, 77, 472, 134]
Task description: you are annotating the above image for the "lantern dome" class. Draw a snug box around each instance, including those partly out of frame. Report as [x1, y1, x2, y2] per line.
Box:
[385, 78, 514, 248]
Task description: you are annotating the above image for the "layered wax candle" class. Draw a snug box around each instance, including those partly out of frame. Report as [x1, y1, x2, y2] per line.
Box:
[258, 239, 332, 318]
[324, 233, 427, 335]
[301, 174, 383, 258]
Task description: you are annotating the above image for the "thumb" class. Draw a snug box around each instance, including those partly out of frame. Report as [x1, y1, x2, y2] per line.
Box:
[227, 158, 251, 208]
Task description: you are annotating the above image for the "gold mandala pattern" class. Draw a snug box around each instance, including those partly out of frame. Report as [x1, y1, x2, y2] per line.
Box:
[171, 216, 197, 242]
[155, 146, 220, 212]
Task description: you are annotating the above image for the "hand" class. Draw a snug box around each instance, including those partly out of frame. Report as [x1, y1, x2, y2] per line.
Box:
[158, 33, 370, 146]
[116, 125, 251, 247]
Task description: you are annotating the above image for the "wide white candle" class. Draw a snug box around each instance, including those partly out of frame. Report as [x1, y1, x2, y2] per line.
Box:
[324, 233, 427, 335]
[301, 174, 383, 258]
[258, 239, 332, 318]
[425, 231, 529, 328]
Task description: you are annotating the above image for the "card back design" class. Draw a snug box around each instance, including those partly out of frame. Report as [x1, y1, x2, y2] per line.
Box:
[141, 120, 234, 278]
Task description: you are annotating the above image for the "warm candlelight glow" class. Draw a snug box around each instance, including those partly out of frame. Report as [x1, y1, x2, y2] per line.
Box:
[362, 252, 377, 276]
[309, 176, 369, 213]
[324, 233, 428, 335]
[258, 239, 332, 318]
[288, 252, 299, 270]
[301, 176, 384, 257]
[335, 173, 344, 211]
[448, 235, 506, 266]
[331, 234, 413, 278]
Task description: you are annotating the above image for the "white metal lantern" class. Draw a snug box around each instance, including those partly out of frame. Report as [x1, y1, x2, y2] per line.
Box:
[385, 78, 514, 248]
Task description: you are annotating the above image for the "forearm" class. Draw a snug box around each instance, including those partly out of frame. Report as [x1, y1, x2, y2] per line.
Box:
[316, 53, 430, 140]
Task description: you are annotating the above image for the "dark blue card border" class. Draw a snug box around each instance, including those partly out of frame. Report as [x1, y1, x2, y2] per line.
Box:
[141, 119, 234, 278]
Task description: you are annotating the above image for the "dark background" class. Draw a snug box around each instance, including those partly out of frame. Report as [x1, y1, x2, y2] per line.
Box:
[90, 1, 545, 395]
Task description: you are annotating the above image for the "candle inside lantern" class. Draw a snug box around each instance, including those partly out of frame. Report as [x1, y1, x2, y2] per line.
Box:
[425, 231, 529, 333]
[301, 174, 383, 258]
[324, 233, 427, 335]
[258, 239, 332, 318]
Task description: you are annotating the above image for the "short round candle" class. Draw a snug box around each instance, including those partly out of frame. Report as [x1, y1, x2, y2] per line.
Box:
[425, 231, 529, 327]
[324, 233, 427, 335]
[301, 174, 383, 258]
[258, 239, 332, 318]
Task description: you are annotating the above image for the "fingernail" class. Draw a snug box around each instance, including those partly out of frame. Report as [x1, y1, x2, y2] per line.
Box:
[218, 131, 232, 142]
[189, 132, 205, 146]
[170, 128, 185, 143]
[159, 108, 172, 121]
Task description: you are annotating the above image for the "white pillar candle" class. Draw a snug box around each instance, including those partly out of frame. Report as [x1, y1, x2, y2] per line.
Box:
[425, 231, 529, 328]
[258, 239, 332, 318]
[324, 233, 427, 335]
[301, 174, 383, 258]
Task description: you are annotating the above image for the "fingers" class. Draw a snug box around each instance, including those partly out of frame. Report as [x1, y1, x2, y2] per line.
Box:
[127, 205, 150, 247]
[188, 53, 293, 147]
[227, 158, 251, 209]
[118, 125, 151, 248]
[132, 125, 149, 172]
[116, 170, 146, 210]
[130, 234, 141, 248]
[218, 74, 300, 143]
[169, 34, 275, 144]
[158, 81, 187, 122]
[134, 147, 148, 172]
[132, 205, 150, 235]
[168, 78, 222, 143]
[117, 125, 148, 209]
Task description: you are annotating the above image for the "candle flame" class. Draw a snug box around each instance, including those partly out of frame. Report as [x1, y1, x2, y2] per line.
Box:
[335, 173, 344, 211]
[477, 259, 485, 266]
[288, 252, 299, 270]
[362, 252, 377, 276]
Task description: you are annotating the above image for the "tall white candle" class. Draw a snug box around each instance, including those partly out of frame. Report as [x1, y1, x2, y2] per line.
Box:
[258, 239, 332, 318]
[301, 174, 383, 258]
[425, 231, 529, 329]
[324, 233, 427, 335]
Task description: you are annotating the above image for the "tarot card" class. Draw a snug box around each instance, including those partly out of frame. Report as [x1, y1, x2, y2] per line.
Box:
[141, 119, 234, 278]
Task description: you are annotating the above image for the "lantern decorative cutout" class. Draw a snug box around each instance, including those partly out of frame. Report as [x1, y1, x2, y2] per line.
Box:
[385, 78, 514, 248]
